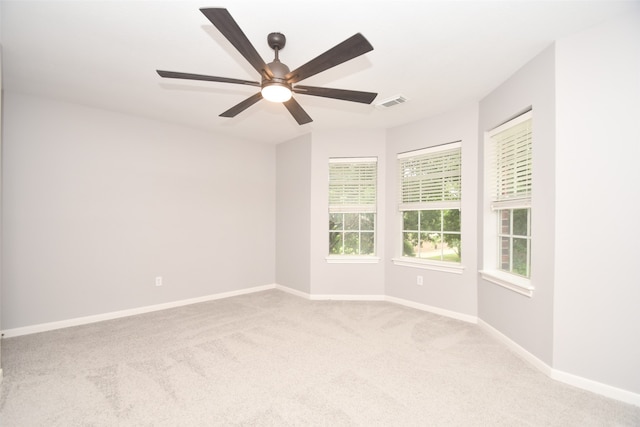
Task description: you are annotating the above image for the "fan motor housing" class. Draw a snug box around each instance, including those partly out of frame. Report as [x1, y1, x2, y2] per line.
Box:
[263, 60, 291, 87]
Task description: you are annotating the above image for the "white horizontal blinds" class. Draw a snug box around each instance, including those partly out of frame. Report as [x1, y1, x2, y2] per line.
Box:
[329, 157, 377, 213]
[488, 111, 532, 210]
[398, 142, 461, 211]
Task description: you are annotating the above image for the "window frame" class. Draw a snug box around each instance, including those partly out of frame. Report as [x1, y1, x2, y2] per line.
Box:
[392, 141, 464, 274]
[481, 110, 534, 296]
[326, 157, 379, 263]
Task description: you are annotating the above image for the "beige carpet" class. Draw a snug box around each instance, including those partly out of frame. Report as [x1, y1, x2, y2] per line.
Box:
[1, 289, 639, 426]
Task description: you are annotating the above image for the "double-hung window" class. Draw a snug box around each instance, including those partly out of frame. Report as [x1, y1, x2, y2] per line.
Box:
[482, 110, 533, 295]
[328, 157, 377, 258]
[397, 142, 462, 265]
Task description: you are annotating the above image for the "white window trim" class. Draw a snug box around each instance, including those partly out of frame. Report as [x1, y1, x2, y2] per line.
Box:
[328, 157, 378, 258]
[396, 141, 463, 269]
[397, 141, 461, 159]
[326, 256, 381, 264]
[479, 269, 533, 297]
[391, 257, 464, 274]
[482, 110, 534, 296]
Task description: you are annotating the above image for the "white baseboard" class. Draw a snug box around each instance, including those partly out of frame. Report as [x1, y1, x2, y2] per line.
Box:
[311, 294, 387, 301]
[550, 367, 640, 407]
[478, 319, 640, 407]
[385, 295, 478, 324]
[274, 284, 312, 299]
[275, 284, 476, 323]
[478, 319, 553, 375]
[3, 283, 638, 407]
[1, 284, 277, 338]
[275, 285, 386, 302]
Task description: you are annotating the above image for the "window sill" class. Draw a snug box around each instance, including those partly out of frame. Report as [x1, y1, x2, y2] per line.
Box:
[326, 256, 381, 264]
[479, 270, 534, 297]
[391, 257, 464, 274]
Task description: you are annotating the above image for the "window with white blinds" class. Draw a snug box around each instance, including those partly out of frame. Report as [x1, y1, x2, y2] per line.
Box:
[395, 142, 462, 266]
[487, 111, 532, 209]
[481, 110, 533, 290]
[329, 158, 377, 214]
[328, 158, 377, 258]
[397, 142, 462, 210]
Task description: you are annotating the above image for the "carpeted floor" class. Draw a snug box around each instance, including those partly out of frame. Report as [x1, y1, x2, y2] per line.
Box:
[1, 289, 639, 426]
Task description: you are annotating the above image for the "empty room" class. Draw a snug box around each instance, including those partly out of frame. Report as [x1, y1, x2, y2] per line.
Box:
[1, 0, 639, 425]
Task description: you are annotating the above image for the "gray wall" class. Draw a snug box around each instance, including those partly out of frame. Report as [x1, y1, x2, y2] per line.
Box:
[275, 134, 312, 294]
[554, 11, 640, 394]
[0, 47, 3, 373]
[477, 45, 557, 366]
[2, 93, 276, 329]
[276, 130, 387, 297]
[385, 104, 479, 316]
[309, 130, 387, 296]
[2, 8, 639, 399]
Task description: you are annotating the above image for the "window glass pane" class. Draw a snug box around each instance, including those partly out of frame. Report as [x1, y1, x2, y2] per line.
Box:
[344, 213, 359, 230]
[422, 231, 440, 260]
[419, 232, 434, 258]
[403, 232, 417, 256]
[513, 237, 528, 276]
[344, 232, 359, 254]
[361, 232, 375, 255]
[443, 209, 460, 232]
[420, 210, 441, 232]
[443, 233, 461, 262]
[329, 213, 343, 230]
[513, 209, 528, 236]
[361, 213, 375, 231]
[403, 211, 418, 231]
[329, 232, 342, 255]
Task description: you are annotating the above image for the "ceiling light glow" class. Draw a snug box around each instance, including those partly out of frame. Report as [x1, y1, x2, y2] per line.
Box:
[261, 83, 292, 102]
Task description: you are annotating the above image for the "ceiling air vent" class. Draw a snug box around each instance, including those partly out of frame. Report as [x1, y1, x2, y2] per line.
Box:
[376, 94, 408, 109]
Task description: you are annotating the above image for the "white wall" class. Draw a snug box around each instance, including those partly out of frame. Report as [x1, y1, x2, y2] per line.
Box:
[1, 93, 276, 329]
[385, 104, 479, 316]
[309, 130, 387, 296]
[275, 134, 312, 294]
[478, 44, 557, 366]
[554, 9, 640, 394]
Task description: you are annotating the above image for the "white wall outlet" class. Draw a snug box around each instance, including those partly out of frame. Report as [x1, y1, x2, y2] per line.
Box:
[155, 276, 162, 287]
[417, 275, 423, 286]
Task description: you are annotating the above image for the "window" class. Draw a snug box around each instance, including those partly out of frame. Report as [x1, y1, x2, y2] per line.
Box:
[397, 142, 461, 264]
[328, 158, 377, 257]
[482, 110, 533, 295]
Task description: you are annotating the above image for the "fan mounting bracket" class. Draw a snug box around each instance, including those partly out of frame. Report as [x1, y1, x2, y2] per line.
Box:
[267, 32, 286, 51]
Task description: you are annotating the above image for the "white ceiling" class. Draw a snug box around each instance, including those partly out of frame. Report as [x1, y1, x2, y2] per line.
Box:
[1, 0, 637, 144]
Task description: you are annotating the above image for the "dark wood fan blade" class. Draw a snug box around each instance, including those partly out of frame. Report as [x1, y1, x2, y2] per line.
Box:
[285, 33, 373, 84]
[219, 92, 263, 117]
[157, 70, 260, 87]
[293, 85, 377, 104]
[200, 8, 272, 78]
[283, 98, 313, 125]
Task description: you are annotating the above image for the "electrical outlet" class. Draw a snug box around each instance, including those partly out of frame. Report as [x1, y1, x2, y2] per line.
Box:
[417, 275, 423, 286]
[155, 276, 162, 287]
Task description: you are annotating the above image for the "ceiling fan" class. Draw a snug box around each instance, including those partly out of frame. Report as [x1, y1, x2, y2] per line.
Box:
[156, 8, 377, 125]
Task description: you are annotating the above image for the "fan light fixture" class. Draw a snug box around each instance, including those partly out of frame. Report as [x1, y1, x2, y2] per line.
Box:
[261, 82, 292, 102]
[156, 8, 378, 125]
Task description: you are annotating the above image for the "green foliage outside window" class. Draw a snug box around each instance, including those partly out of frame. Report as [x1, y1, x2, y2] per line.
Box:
[402, 209, 461, 262]
[499, 208, 530, 277]
[329, 213, 375, 255]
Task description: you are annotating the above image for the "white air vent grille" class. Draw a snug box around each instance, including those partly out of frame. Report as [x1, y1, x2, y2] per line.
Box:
[376, 94, 408, 109]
